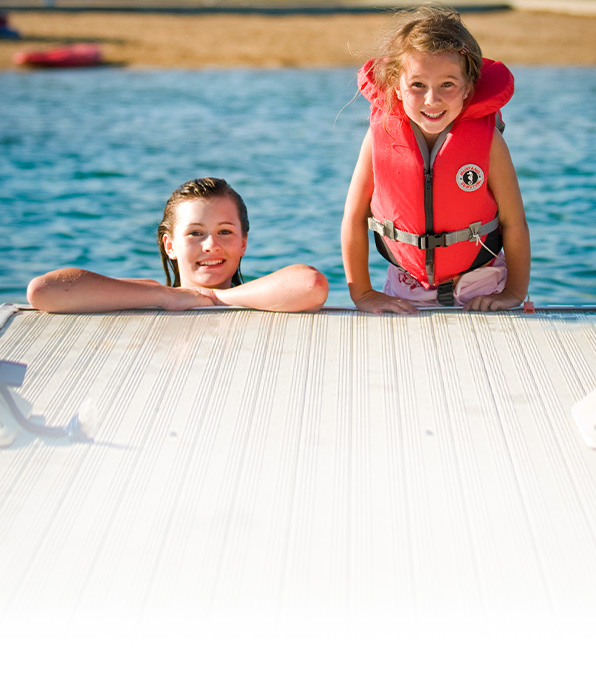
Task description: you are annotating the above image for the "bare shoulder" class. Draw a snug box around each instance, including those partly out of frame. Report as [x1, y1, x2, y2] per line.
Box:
[490, 127, 513, 164]
[489, 127, 519, 189]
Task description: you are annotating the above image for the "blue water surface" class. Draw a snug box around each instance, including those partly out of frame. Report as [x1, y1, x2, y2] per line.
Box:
[1, 67, 595, 306]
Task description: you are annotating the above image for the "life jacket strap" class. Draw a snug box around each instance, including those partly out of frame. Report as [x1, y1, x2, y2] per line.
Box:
[437, 281, 454, 307]
[368, 216, 500, 250]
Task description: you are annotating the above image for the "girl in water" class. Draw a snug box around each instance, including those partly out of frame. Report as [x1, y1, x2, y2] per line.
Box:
[341, 5, 530, 314]
[28, 177, 328, 313]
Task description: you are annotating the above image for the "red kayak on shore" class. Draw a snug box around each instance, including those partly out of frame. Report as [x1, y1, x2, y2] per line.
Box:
[13, 43, 103, 68]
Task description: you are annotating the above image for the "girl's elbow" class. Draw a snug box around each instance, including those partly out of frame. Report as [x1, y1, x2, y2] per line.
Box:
[299, 265, 328, 311]
[26, 275, 48, 310]
[26, 268, 78, 312]
[312, 272, 329, 311]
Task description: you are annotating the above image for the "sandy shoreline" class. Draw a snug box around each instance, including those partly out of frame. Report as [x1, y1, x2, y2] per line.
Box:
[1, 8, 596, 69]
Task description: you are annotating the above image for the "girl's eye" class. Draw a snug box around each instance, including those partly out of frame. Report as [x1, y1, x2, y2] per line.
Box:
[411, 82, 425, 88]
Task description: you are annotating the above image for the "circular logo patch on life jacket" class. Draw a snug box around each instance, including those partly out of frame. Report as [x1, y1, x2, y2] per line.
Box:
[457, 164, 485, 192]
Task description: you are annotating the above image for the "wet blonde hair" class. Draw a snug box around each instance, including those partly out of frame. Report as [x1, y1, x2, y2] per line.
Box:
[372, 4, 483, 112]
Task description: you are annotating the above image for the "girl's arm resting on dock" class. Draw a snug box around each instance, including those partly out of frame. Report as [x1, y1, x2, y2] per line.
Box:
[27, 269, 214, 313]
[465, 130, 531, 312]
[341, 130, 417, 315]
[205, 264, 328, 313]
[28, 267, 327, 314]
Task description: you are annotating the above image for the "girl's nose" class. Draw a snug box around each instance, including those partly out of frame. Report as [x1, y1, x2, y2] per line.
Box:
[425, 88, 441, 105]
[203, 234, 220, 251]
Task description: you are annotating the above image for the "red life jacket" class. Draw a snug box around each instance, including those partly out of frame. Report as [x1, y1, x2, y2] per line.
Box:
[358, 58, 515, 289]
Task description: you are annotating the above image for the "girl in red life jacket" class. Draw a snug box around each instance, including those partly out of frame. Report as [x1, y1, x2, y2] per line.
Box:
[341, 5, 530, 314]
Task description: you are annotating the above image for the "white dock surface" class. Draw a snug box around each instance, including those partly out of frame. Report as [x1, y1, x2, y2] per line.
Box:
[1, 305, 595, 674]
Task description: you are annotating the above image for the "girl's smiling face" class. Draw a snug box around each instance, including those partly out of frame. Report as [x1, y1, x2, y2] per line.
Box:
[397, 50, 472, 146]
[163, 196, 247, 289]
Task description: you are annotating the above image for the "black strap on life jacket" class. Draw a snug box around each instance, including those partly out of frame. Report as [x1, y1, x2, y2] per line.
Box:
[437, 281, 454, 306]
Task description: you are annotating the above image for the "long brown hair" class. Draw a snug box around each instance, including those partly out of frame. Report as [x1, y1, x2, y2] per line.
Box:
[157, 177, 250, 288]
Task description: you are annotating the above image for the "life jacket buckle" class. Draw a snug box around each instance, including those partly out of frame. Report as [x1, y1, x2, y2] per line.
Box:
[419, 233, 447, 250]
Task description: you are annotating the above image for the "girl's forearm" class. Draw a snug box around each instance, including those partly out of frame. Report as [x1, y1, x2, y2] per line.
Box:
[27, 268, 176, 313]
[341, 216, 374, 303]
[208, 264, 328, 312]
[341, 128, 376, 304]
[502, 220, 531, 302]
[488, 130, 531, 302]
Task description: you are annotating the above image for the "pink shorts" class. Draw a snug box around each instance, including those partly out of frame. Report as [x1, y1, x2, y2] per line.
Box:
[383, 254, 508, 307]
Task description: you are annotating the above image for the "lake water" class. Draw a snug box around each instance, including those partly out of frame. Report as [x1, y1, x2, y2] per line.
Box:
[1, 66, 595, 307]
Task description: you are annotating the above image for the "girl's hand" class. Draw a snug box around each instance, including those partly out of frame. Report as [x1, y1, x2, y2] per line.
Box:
[355, 289, 418, 315]
[464, 288, 523, 312]
[164, 286, 216, 311]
